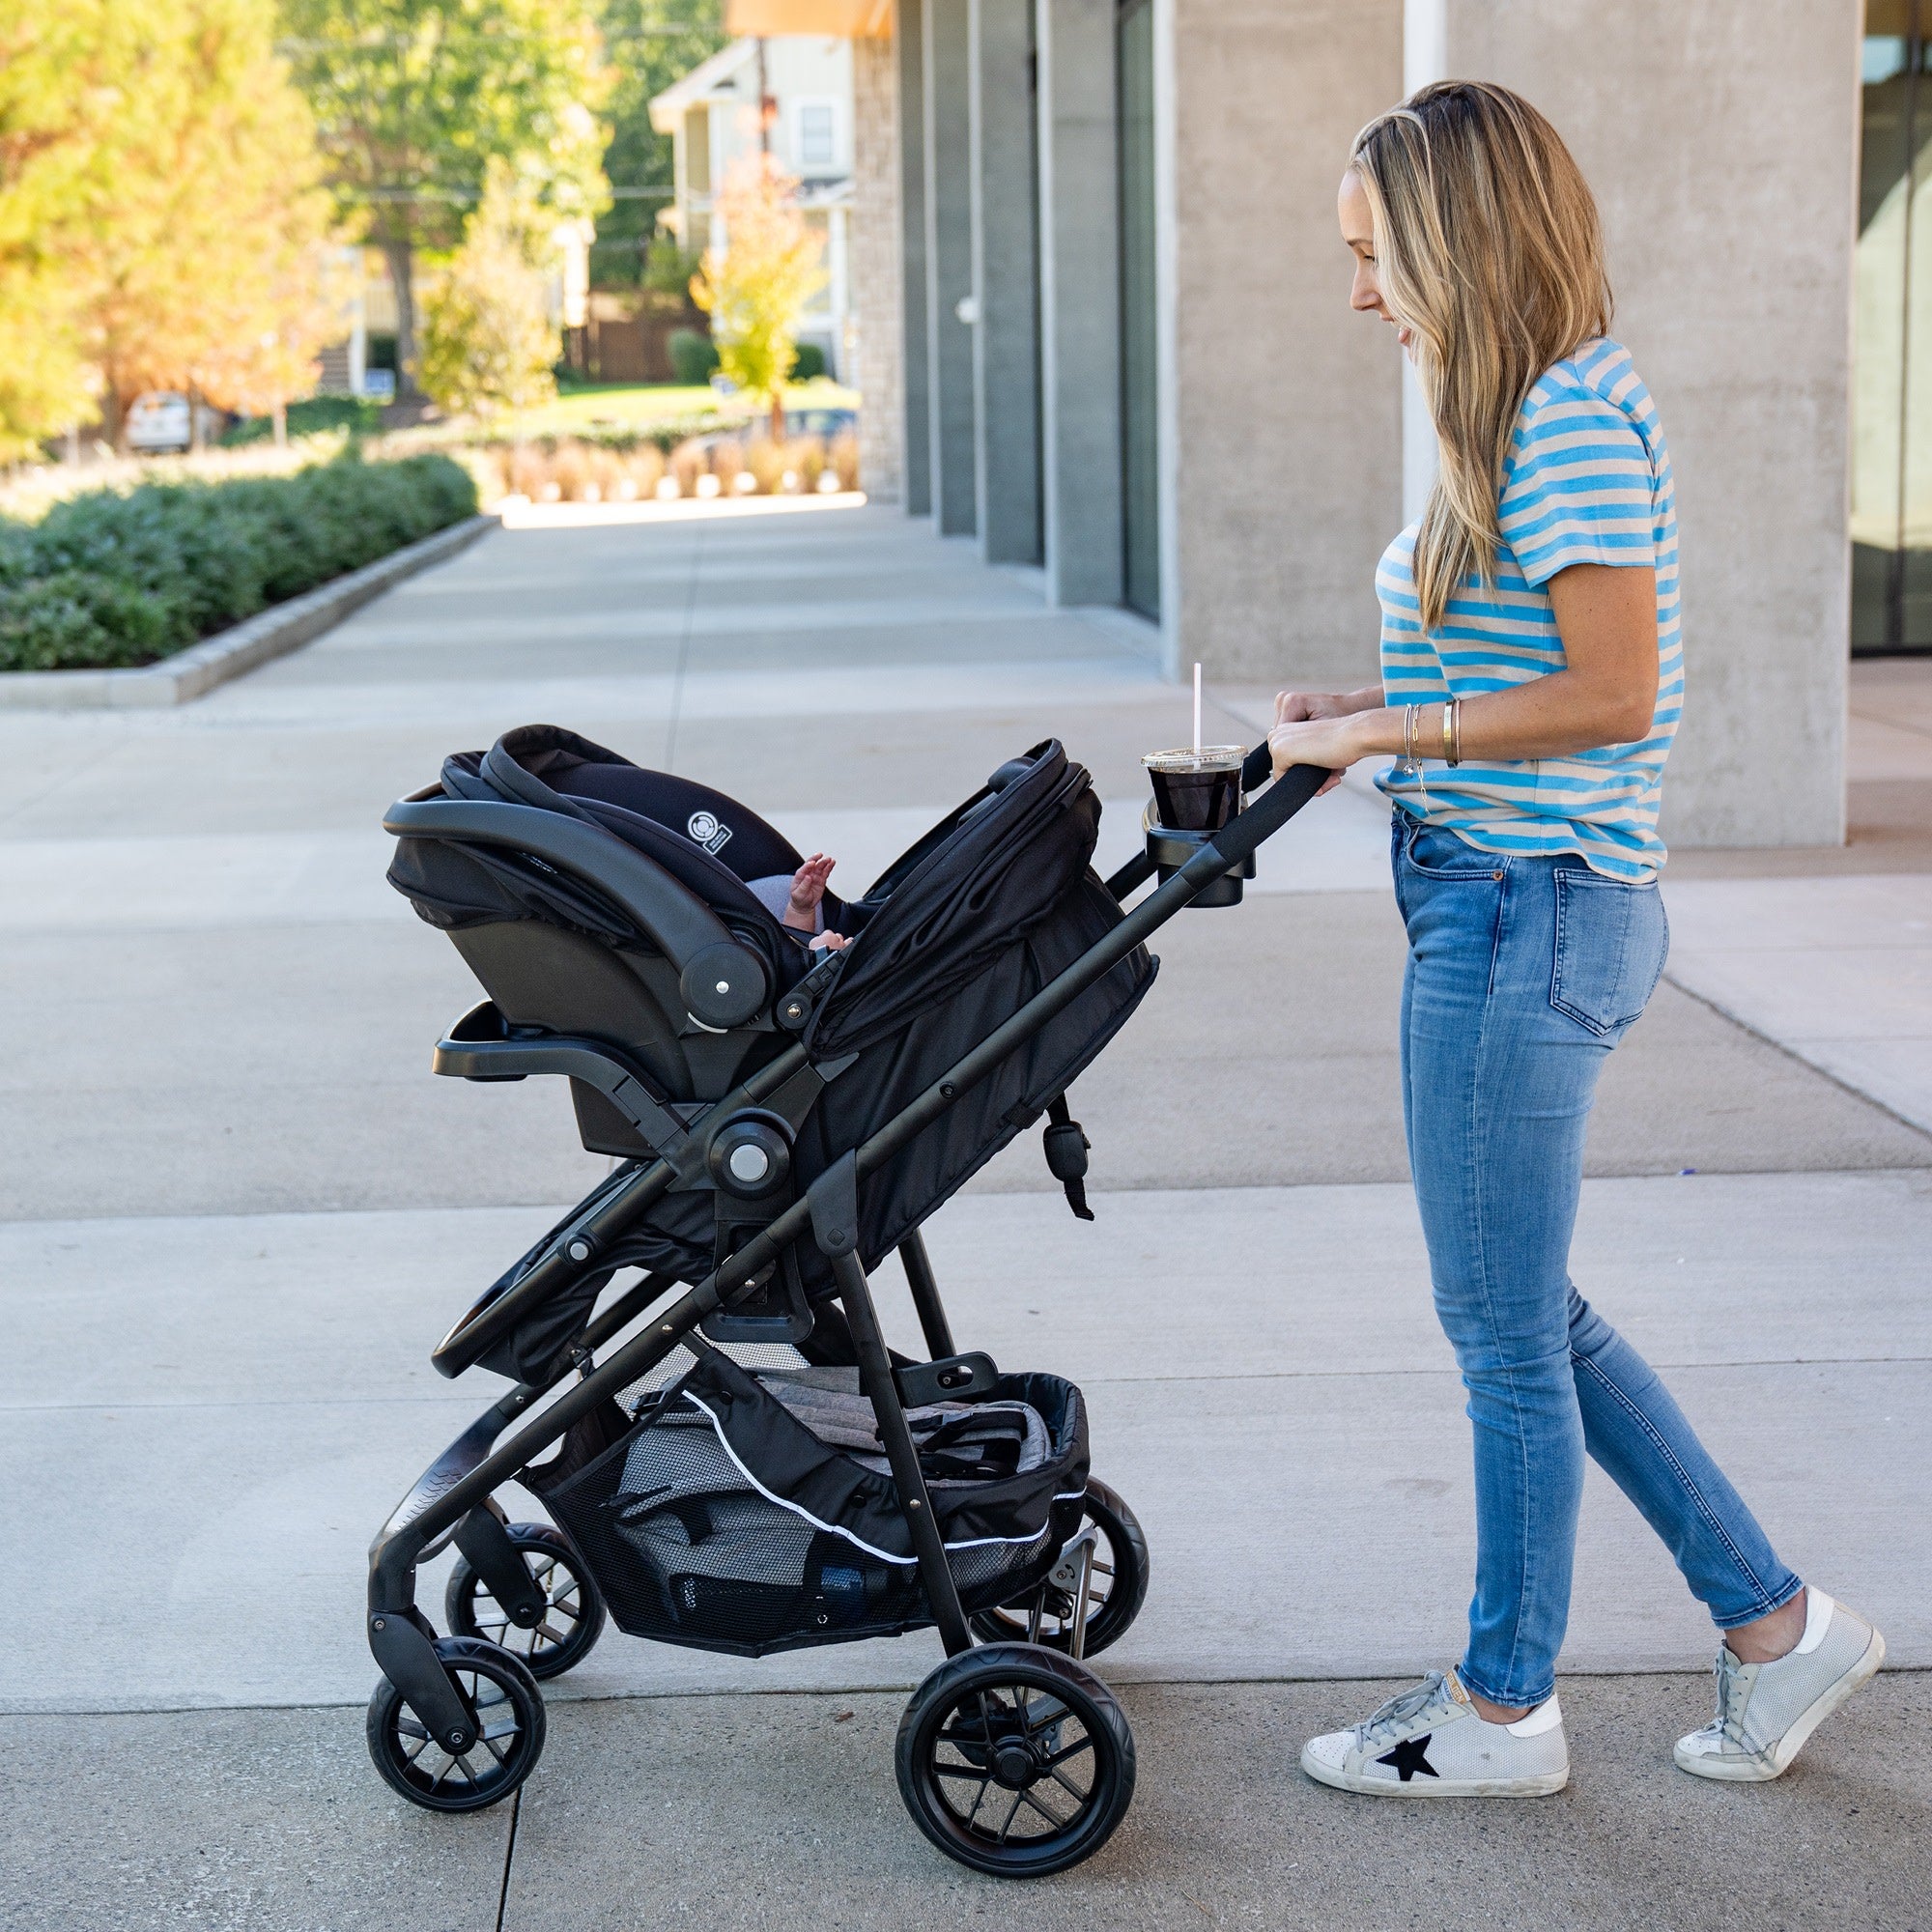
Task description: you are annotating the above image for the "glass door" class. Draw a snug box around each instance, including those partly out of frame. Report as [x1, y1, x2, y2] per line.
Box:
[1855, 1, 1932, 652]
[1117, 0, 1160, 621]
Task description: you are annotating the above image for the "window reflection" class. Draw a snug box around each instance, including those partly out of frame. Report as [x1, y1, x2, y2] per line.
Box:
[1855, 0, 1932, 652]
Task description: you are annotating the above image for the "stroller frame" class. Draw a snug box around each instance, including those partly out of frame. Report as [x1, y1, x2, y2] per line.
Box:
[367, 750, 1325, 1872]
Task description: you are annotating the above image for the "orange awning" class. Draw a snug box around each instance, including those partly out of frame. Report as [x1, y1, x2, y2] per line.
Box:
[723, 0, 892, 35]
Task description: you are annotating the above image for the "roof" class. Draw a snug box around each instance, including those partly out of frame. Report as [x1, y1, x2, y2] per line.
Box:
[647, 40, 758, 134]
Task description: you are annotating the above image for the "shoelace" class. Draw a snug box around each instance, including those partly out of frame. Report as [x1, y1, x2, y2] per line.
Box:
[1353, 1671, 1450, 1748]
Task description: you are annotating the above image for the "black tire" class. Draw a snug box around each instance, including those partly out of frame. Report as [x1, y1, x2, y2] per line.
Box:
[445, 1520, 606, 1681]
[895, 1643, 1135, 1878]
[366, 1636, 546, 1813]
[970, 1478, 1150, 1659]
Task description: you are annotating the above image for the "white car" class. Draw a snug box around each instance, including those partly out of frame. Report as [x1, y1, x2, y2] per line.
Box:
[125, 392, 193, 453]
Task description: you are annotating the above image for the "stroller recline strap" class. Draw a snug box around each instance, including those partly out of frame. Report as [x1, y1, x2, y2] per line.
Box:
[1043, 1094, 1094, 1222]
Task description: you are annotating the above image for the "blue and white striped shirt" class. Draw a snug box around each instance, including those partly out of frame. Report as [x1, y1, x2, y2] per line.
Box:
[1376, 337, 1682, 881]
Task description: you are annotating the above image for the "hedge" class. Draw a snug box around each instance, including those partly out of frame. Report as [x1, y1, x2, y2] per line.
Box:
[0, 450, 477, 674]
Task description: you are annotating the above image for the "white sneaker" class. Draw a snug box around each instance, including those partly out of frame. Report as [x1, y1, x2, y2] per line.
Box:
[1675, 1589, 1885, 1782]
[1301, 1669, 1570, 1798]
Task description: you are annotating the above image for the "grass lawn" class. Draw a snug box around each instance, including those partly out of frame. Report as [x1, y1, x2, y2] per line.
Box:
[528, 377, 861, 438]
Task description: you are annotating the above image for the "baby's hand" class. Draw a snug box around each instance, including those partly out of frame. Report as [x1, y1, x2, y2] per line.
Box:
[809, 930, 850, 952]
[784, 853, 836, 929]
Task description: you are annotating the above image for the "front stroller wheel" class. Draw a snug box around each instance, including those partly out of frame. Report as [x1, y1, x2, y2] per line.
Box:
[971, 1478, 1150, 1659]
[366, 1636, 545, 1812]
[445, 1521, 606, 1680]
[895, 1643, 1135, 1878]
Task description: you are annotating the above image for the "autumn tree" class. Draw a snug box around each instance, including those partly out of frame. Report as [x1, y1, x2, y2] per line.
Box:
[416, 159, 560, 418]
[691, 154, 826, 441]
[0, 0, 340, 454]
[283, 0, 610, 395]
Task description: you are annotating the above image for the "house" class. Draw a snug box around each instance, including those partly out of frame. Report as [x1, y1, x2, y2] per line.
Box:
[649, 36, 854, 381]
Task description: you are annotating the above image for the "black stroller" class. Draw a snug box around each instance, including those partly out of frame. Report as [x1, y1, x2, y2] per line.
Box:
[365, 724, 1323, 1877]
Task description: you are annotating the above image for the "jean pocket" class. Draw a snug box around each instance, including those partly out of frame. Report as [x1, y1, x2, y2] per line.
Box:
[1550, 868, 1668, 1037]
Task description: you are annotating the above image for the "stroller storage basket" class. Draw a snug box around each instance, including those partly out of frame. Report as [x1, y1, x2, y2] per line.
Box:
[531, 1350, 1090, 1657]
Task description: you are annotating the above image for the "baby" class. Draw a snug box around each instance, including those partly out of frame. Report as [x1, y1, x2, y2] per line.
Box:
[748, 852, 850, 951]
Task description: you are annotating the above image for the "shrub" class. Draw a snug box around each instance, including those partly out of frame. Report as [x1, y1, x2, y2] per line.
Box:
[668, 327, 720, 386]
[222, 396, 385, 445]
[0, 450, 476, 673]
[790, 343, 826, 382]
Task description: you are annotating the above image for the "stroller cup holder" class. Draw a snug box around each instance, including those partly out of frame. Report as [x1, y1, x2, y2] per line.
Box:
[1142, 802, 1255, 907]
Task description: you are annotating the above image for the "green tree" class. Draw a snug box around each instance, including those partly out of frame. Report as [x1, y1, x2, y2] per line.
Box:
[282, 0, 611, 394]
[590, 0, 724, 290]
[416, 158, 559, 418]
[0, 0, 338, 455]
[691, 153, 825, 440]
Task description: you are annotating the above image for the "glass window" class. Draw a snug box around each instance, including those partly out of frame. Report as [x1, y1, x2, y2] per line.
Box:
[797, 100, 837, 171]
[1118, 0, 1160, 622]
[1855, 0, 1932, 652]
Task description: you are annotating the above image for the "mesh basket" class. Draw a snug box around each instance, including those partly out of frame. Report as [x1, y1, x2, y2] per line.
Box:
[532, 1355, 1087, 1657]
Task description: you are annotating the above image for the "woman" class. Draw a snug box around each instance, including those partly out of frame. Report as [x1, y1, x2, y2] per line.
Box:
[1268, 81, 1884, 1799]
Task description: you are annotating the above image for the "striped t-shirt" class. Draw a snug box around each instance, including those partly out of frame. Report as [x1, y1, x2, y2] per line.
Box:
[1375, 336, 1682, 881]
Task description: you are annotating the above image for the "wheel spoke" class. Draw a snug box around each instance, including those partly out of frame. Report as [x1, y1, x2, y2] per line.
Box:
[1020, 1786, 1071, 1830]
[1046, 1734, 1095, 1768]
[995, 1787, 1026, 1846]
[1046, 1762, 1092, 1804]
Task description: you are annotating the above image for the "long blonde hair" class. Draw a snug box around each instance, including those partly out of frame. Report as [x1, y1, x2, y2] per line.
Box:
[1350, 82, 1611, 632]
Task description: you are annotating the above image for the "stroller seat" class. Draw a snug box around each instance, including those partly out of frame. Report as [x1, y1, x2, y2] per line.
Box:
[385, 724, 1158, 1384]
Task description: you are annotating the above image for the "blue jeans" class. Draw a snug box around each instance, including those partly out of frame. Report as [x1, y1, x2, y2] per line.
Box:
[1394, 815, 1802, 1708]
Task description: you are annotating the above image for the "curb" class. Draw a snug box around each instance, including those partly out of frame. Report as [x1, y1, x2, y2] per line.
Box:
[0, 513, 497, 710]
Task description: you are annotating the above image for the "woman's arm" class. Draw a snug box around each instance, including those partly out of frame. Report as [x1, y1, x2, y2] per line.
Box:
[1269, 563, 1659, 777]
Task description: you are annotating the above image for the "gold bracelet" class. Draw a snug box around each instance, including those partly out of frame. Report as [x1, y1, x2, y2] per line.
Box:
[1404, 702, 1417, 766]
[1441, 698, 1454, 765]
[1453, 698, 1463, 766]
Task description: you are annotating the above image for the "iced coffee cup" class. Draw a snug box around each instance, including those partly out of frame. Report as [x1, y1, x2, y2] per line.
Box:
[1143, 747, 1245, 831]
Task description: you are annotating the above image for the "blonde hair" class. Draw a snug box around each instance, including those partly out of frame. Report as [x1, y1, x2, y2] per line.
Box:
[1349, 81, 1611, 632]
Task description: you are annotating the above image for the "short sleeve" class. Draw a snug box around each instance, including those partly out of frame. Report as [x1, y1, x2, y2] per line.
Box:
[1497, 383, 1657, 587]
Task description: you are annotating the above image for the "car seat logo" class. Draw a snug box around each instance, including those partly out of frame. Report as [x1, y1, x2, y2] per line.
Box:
[687, 810, 732, 855]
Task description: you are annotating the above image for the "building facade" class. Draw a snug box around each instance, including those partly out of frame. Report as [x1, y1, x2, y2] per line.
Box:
[651, 36, 858, 382]
[733, 0, 1893, 852]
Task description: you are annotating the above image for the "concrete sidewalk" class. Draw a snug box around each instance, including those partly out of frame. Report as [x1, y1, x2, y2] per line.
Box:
[2, 498, 1926, 1928]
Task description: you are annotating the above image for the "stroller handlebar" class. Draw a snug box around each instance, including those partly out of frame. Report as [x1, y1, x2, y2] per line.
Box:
[1210, 759, 1332, 868]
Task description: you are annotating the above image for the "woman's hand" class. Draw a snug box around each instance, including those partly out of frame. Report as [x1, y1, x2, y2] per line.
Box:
[1269, 685, 1383, 788]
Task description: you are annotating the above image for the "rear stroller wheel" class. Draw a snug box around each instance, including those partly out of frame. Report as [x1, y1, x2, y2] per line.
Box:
[366, 1636, 545, 1812]
[971, 1478, 1149, 1659]
[895, 1643, 1135, 1878]
[444, 1521, 606, 1680]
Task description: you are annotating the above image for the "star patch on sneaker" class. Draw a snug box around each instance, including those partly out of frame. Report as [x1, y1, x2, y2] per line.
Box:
[1376, 1733, 1439, 1781]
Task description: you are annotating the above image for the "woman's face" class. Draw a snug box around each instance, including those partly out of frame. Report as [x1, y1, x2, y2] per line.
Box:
[1338, 169, 1413, 354]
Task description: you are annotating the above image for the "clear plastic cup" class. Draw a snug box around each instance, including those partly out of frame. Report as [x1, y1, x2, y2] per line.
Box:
[1143, 747, 1245, 831]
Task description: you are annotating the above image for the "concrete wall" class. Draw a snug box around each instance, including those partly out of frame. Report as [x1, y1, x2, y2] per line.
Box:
[923, 0, 979, 533]
[895, 0, 931, 515]
[1037, 0, 1122, 606]
[851, 32, 905, 503]
[1438, 1, 1861, 848]
[1169, 0, 1405, 689]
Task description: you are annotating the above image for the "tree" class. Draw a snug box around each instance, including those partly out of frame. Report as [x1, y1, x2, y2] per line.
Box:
[0, 0, 342, 455]
[690, 154, 826, 440]
[79, 0, 336, 449]
[192, 244, 355, 445]
[590, 0, 724, 290]
[282, 0, 611, 395]
[0, 0, 112, 458]
[416, 159, 560, 418]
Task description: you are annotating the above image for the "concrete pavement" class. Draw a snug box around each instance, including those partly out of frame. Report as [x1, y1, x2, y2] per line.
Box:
[2, 497, 1927, 1927]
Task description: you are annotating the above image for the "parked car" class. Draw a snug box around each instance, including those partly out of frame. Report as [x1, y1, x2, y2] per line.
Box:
[125, 392, 193, 453]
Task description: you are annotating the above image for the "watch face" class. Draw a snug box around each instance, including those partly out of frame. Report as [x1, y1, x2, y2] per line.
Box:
[686, 810, 732, 856]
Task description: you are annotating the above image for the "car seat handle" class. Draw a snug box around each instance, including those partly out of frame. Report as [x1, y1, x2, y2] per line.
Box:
[384, 796, 768, 1025]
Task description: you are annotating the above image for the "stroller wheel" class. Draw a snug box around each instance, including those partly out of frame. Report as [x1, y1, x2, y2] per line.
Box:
[445, 1521, 607, 1681]
[366, 1636, 545, 1812]
[895, 1643, 1135, 1878]
[971, 1478, 1150, 1659]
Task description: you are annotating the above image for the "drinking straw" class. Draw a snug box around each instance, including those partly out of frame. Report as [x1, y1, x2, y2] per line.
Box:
[1192, 662, 1202, 756]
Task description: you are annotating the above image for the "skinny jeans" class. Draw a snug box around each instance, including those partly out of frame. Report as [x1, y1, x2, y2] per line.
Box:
[1394, 814, 1802, 1709]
